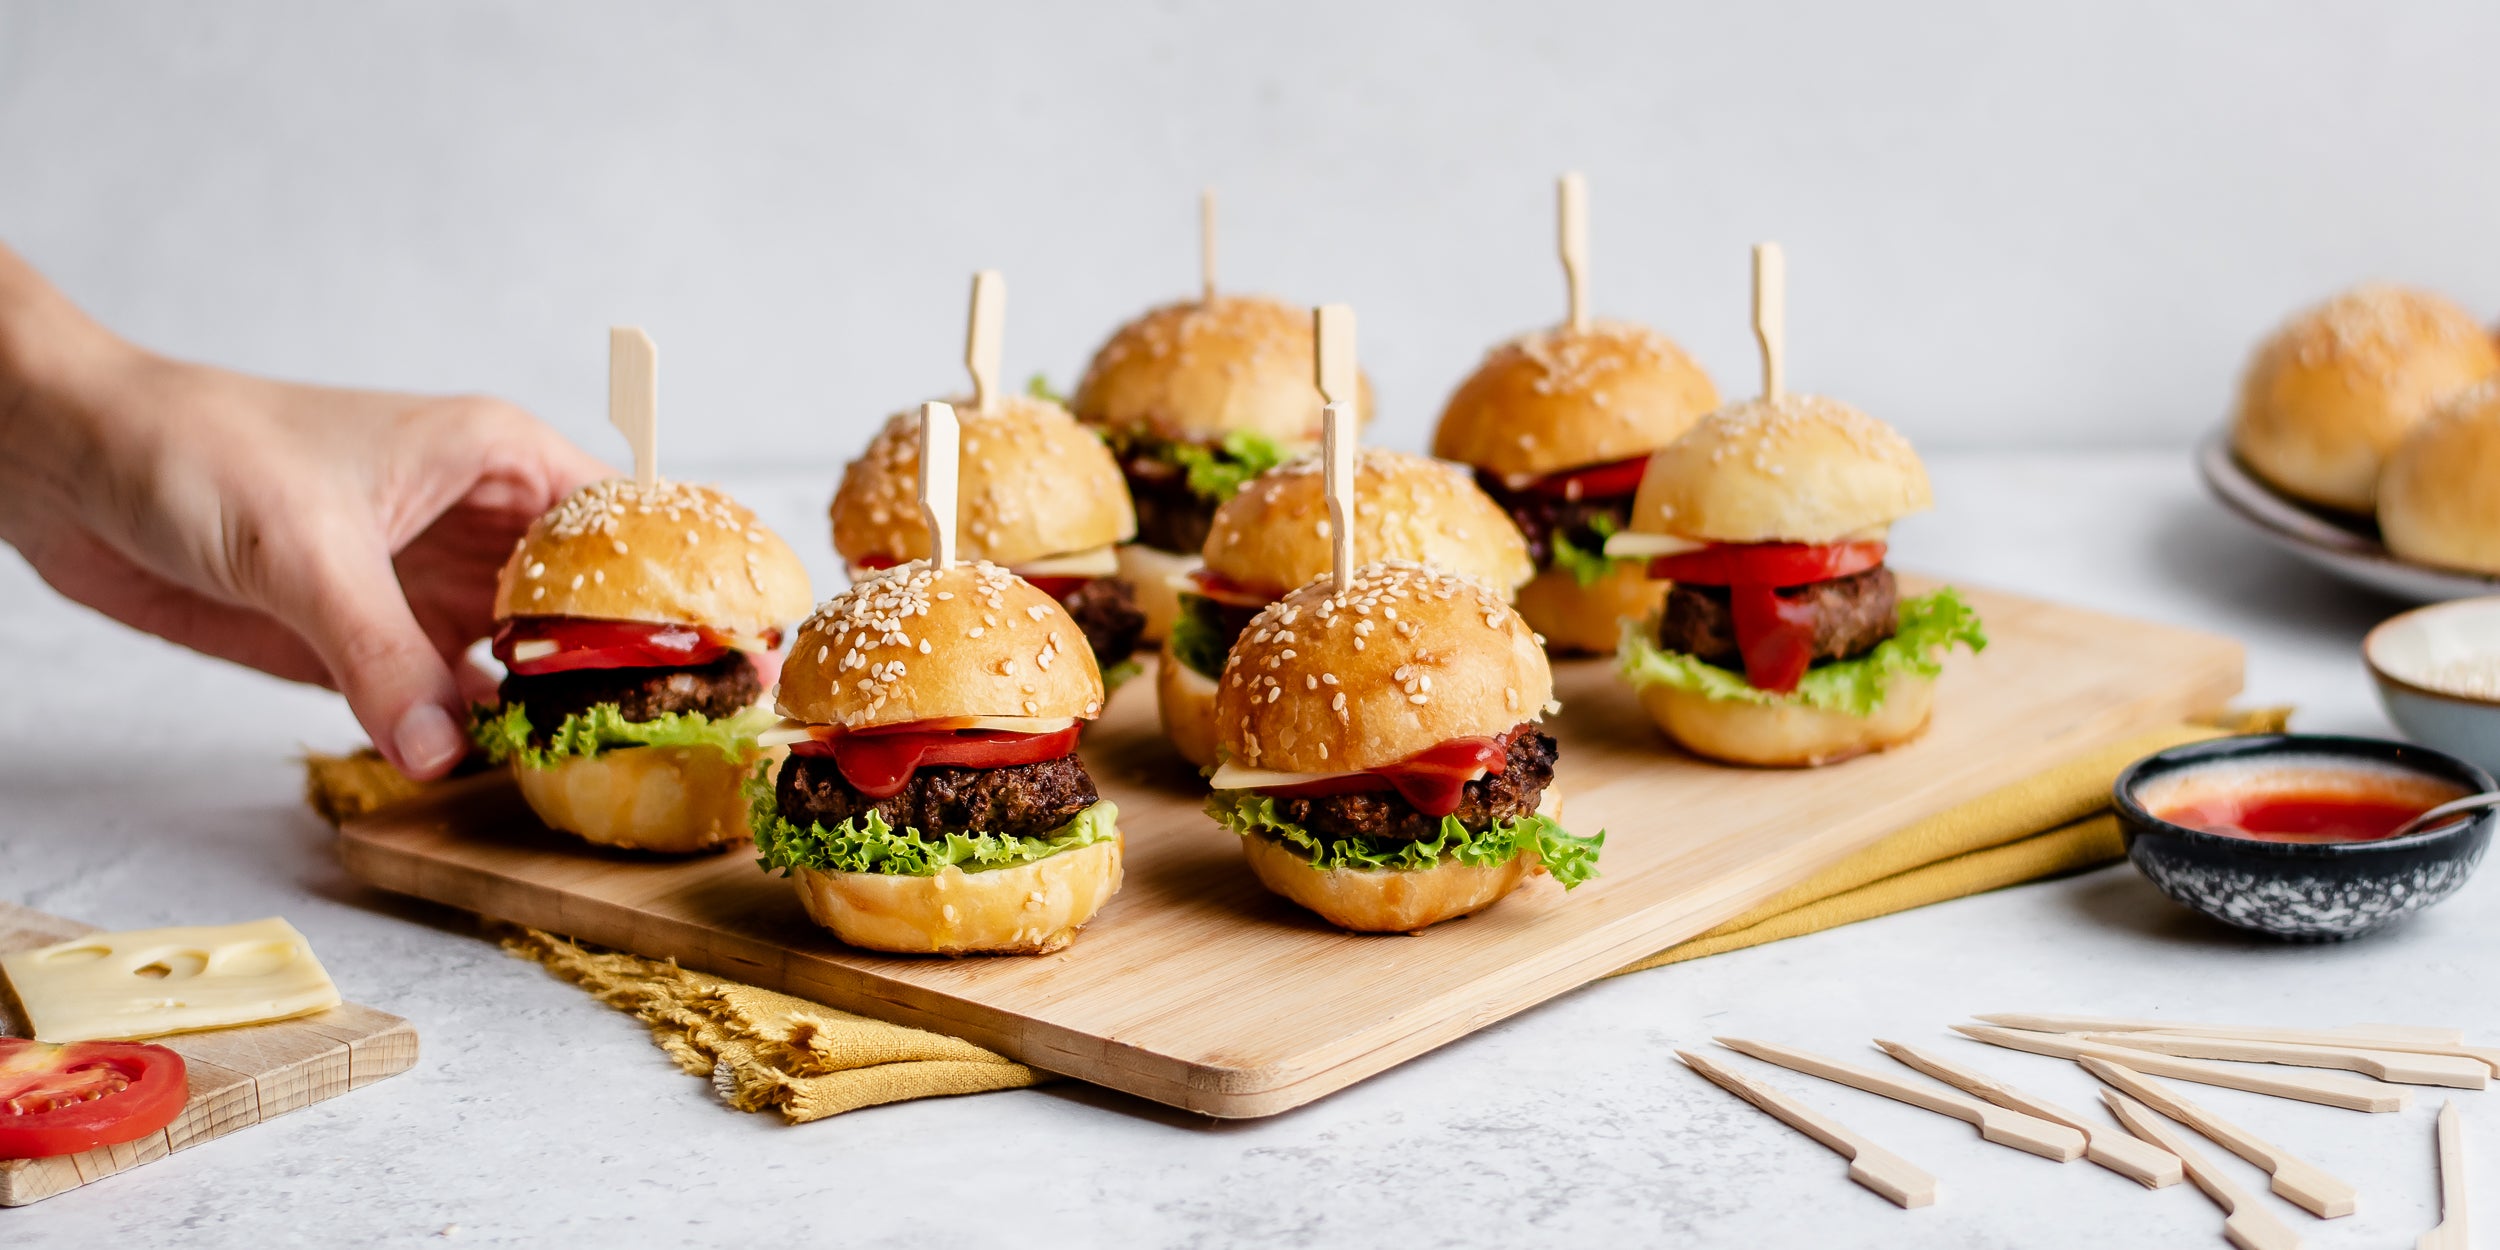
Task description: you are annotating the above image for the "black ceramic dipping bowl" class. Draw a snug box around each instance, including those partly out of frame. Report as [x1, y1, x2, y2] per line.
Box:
[2113, 734, 2495, 941]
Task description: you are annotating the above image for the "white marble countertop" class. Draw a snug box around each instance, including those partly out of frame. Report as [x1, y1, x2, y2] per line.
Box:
[4, 449, 2488, 1249]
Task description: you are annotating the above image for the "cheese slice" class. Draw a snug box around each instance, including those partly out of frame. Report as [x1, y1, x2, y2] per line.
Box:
[1012, 545, 1120, 578]
[1207, 759, 1490, 790]
[0, 917, 342, 1043]
[1599, 531, 1708, 558]
[754, 715, 1078, 748]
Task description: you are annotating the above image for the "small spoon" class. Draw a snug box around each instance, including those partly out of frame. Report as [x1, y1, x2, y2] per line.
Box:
[2388, 791, 2500, 840]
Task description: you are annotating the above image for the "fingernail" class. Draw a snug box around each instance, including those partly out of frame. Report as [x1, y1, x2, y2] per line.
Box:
[393, 703, 467, 777]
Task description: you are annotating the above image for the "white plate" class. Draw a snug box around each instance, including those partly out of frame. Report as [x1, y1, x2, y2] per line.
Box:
[2195, 431, 2500, 603]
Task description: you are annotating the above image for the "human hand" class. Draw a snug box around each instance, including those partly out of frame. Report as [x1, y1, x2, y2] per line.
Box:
[0, 249, 607, 779]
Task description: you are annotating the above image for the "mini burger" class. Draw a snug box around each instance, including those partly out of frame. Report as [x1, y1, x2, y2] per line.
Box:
[470, 479, 813, 851]
[1608, 396, 1985, 767]
[833, 393, 1146, 691]
[1433, 320, 1721, 654]
[1160, 448, 1533, 768]
[1071, 295, 1375, 641]
[751, 560, 1121, 955]
[1203, 560, 1602, 934]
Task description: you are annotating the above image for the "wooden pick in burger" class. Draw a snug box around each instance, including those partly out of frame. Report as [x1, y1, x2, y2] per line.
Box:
[608, 326, 659, 488]
[1753, 241, 1785, 402]
[1201, 187, 1219, 305]
[1558, 171, 1589, 334]
[965, 269, 1005, 418]
[1313, 303, 1357, 592]
[918, 400, 960, 571]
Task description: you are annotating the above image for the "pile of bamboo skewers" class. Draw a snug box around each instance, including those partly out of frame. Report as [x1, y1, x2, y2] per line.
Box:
[1683, 1013, 2480, 1249]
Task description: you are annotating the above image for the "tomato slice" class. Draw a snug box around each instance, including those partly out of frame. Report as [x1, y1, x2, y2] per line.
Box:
[790, 723, 1083, 798]
[0, 1037, 188, 1160]
[1186, 568, 1279, 608]
[492, 617, 752, 676]
[1021, 575, 1091, 601]
[1648, 540, 1886, 588]
[1260, 729, 1518, 817]
[1525, 454, 1649, 502]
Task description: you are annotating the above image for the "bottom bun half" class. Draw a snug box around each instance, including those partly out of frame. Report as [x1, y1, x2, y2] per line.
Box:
[792, 833, 1125, 955]
[1239, 789, 1564, 935]
[1117, 543, 1200, 645]
[513, 744, 764, 853]
[1156, 640, 1222, 769]
[1637, 675, 1935, 768]
[1516, 564, 1669, 656]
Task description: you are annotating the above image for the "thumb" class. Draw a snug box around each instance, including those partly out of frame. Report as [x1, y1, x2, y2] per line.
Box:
[283, 535, 473, 780]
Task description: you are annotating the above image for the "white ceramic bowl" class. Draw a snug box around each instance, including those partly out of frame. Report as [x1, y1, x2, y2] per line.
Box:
[2365, 596, 2500, 776]
[2198, 432, 2500, 603]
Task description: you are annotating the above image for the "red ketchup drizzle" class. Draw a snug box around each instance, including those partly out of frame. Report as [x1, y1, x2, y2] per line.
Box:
[1259, 731, 1518, 818]
[788, 723, 1082, 799]
[2158, 791, 2443, 845]
[1650, 541, 1888, 695]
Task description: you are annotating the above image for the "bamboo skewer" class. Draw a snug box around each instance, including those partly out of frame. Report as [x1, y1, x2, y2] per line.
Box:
[965, 269, 1004, 417]
[1978, 1013, 2500, 1077]
[1313, 304, 1357, 593]
[2073, 1031, 2487, 1090]
[607, 327, 659, 489]
[1875, 1040, 2182, 1188]
[1716, 1038, 2083, 1162]
[1752, 242, 1785, 402]
[1557, 172, 1589, 334]
[1677, 1049, 1937, 1209]
[2104, 1090, 2304, 1250]
[2081, 1059, 2357, 1219]
[917, 402, 959, 571]
[1952, 1026, 2409, 1113]
[2419, 1101, 2468, 1250]
[1200, 188, 1218, 305]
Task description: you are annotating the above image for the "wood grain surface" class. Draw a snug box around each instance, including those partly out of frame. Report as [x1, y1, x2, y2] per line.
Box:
[0, 903, 418, 1208]
[338, 580, 2241, 1117]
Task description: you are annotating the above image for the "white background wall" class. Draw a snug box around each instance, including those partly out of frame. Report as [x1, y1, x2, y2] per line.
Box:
[6, 1, 2498, 473]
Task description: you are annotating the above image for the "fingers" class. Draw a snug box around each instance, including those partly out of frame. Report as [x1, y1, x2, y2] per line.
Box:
[281, 532, 472, 780]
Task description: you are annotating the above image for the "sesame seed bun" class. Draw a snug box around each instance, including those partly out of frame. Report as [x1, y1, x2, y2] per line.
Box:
[830, 394, 1136, 569]
[1636, 673, 1936, 767]
[777, 561, 1105, 729]
[1237, 789, 1563, 934]
[1627, 395, 1932, 544]
[494, 479, 813, 637]
[512, 743, 767, 853]
[1514, 562, 1670, 656]
[1215, 561, 1552, 774]
[2379, 378, 2500, 573]
[1072, 295, 1375, 447]
[1432, 320, 1720, 480]
[2232, 284, 2500, 514]
[790, 833, 1123, 955]
[1201, 449, 1535, 600]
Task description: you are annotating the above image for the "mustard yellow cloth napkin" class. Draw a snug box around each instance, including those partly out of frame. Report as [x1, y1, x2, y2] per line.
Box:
[304, 709, 2284, 1120]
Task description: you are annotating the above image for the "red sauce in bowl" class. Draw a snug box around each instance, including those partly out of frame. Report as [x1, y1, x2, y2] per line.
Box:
[2155, 792, 2435, 844]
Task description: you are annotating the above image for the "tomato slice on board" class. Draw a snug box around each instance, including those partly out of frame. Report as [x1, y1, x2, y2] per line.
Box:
[0, 1037, 188, 1161]
[1647, 540, 1886, 588]
[491, 617, 749, 676]
[1258, 730, 1518, 818]
[789, 723, 1083, 798]
[1524, 454, 1649, 502]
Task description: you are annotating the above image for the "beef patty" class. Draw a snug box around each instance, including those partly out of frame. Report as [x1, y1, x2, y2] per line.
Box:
[775, 751, 1100, 841]
[1058, 576, 1145, 670]
[499, 651, 762, 745]
[1265, 726, 1557, 843]
[1656, 565, 1899, 669]
[1472, 470, 1634, 571]
[1123, 458, 1219, 555]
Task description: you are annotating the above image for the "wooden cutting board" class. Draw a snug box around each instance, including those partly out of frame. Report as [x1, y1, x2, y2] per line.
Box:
[339, 580, 2239, 1117]
[0, 903, 418, 1207]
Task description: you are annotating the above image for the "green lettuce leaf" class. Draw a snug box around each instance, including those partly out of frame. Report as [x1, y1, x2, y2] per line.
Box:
[1618, 587, 1987, 717]
[469, 701, 779, 770]
[1025, 372, 1068, 406]
[1550, 512, 1641, 588]
[1167, 430, 1290, 503]
[748, 768, 1121, 876]
[1167, 593, 1234, 679]
[1101, 657, 1144, 694]
[1204, 790, 1604, 889]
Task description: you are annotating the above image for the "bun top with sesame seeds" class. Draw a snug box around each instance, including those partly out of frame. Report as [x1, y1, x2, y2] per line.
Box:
[2231, 283, 2500, 513]
[830, 393, 1137, 570]
[1214, 560, 1553, 774]
[1071, 294, 1376, 447]
[1201, 448, 1535, 601]
[1433, 319, 1720, 480]
[775, 560, 1106, 730]
[492, 478, 813, 637]
[1626, 394, 1932, 545]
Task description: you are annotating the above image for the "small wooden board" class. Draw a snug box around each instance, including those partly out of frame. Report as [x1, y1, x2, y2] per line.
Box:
[339, 581, 2239, 1117]
[0, 903, 418, 1208]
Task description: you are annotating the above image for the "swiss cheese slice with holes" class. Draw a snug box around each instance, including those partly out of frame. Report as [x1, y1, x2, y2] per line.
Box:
[0, 917, 342, 1042]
